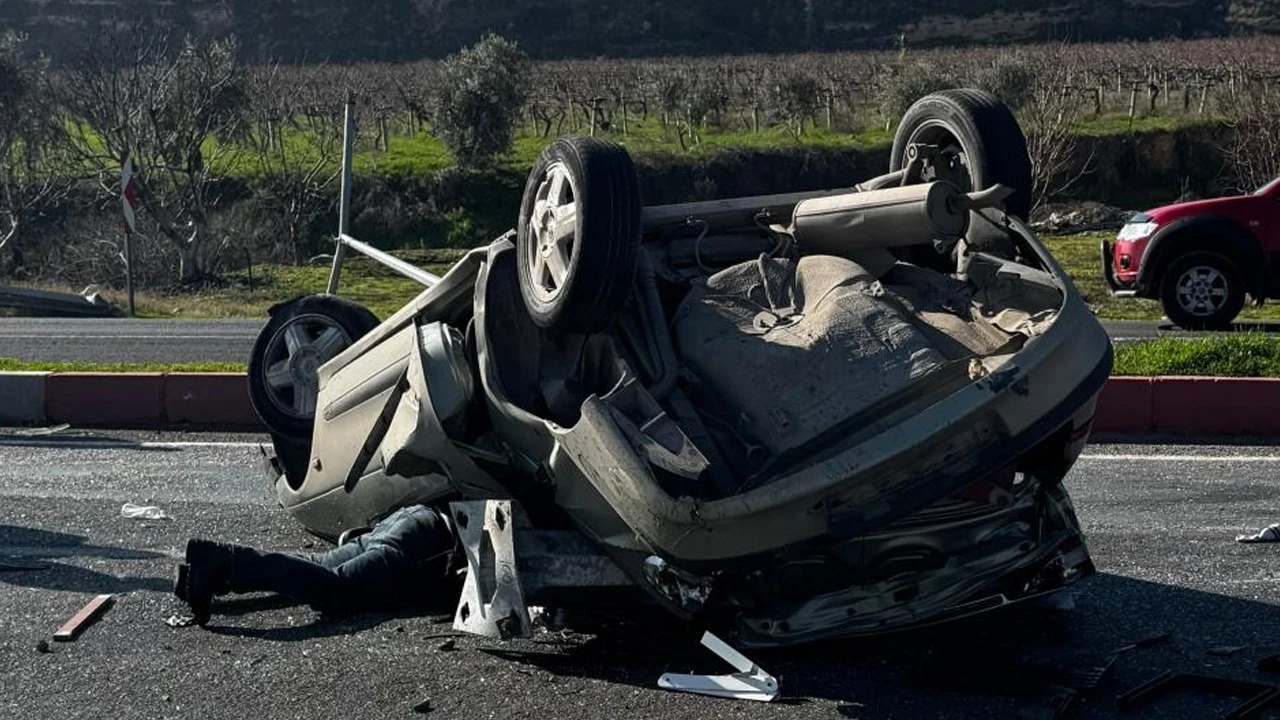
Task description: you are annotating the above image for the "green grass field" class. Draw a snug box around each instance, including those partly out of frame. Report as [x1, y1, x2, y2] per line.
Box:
[199, 111, 1203, 179]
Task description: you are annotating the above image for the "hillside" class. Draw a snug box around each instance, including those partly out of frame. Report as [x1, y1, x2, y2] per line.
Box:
[1, 0, 1262, 63]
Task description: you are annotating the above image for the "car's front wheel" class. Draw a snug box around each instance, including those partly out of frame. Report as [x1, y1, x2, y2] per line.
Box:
[1159, 251, 1245, 330]
[247, 294, 380, 439]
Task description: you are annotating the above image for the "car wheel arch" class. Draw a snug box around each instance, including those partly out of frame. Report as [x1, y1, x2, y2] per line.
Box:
[1138, 216, 1266, 300]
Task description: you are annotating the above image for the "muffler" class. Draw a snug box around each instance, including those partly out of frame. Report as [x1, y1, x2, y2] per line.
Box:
[788, 182, 1013, 256]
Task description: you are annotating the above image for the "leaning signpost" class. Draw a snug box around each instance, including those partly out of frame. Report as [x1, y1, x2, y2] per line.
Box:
[120, 152, 138, 317]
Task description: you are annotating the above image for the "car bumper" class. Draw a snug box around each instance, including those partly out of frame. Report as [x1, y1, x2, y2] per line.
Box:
[1101, 239, 1138, 296]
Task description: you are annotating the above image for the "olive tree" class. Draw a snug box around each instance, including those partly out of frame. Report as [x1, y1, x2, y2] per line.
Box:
[57, 35, 248, 285]
[430, 34, 530, 168]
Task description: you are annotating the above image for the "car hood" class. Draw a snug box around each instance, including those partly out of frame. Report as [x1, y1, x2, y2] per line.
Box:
[1141, 196, 1252, 224]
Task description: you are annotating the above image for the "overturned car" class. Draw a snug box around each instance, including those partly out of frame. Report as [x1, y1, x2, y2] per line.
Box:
[247, 90, 1112, 648]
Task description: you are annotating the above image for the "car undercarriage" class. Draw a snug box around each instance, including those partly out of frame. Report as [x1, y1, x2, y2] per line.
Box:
[245, 90, 1113, 656]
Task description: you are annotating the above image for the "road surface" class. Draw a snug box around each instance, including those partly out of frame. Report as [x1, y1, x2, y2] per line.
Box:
[4, 317, 1280, 365]
[2, 432, 1279, 718]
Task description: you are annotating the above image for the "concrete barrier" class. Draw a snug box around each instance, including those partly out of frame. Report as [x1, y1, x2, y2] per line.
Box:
[4, 371, 1280, 437]
[0, 371, 49, 424]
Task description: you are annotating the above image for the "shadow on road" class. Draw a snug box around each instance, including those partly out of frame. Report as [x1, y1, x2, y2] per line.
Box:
[202, 597, 459, 642]
[0, 524, 171, 594]
[481, 573, 1280, 718]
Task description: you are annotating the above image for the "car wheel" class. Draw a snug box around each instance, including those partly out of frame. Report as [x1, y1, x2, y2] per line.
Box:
[1159, 252, 1245, 330]
[516, 136, 641, 334]
[247, 294, 380, 439]
[890, 89, 1033, 220]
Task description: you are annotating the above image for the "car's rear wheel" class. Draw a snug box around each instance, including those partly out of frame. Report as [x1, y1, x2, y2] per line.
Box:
[890, 89, 1033, 220]
[248, 294, 380, 439]
[516, 136, 641, 334]
[1159, 251, 1245, 330]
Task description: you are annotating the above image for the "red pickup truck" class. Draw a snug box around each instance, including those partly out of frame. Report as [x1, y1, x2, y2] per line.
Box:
[1104, 176, 1280, 328]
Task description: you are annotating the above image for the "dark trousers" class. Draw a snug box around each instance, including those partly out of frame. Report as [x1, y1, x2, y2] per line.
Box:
[225, 505, 456, 613]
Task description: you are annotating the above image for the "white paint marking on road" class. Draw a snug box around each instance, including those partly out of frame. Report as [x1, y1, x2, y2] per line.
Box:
[0, 439, 264, 449]
[1079, 453, 1280, 463]
[0, 334, 253, 340]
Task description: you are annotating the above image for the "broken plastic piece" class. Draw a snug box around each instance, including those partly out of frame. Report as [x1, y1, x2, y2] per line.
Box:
[1236, 524, 1280, 543]
[658, 631, 779, 702]
[54, 594, 114, 641]
[121, 503, 170, 520]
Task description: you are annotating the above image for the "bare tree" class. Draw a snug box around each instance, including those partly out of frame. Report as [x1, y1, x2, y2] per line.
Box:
[236, 63, 345, 264]
[0, 32, 71, 280]
[1223, 83, 1280, 194]
[1021, 63, 1094, 211]
[55, 34, 248, 285]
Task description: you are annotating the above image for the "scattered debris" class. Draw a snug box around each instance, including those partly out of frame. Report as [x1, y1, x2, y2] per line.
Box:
[1116, 671, 1280, 720]
[121, 503, 170, 520]
[1236, 524, 1280, 543]
[437, 639, 456, 652]
[411, 698, 433, 714]
[1113, 631, 1173, 654]
[1209, 646, 1250, 657]
[1029, 202, 1132, 235]
[53, 594, 115, 641]
[165, 614, 197, 628]
[35, 639, 51, 654]
[658, 631, 779, 703]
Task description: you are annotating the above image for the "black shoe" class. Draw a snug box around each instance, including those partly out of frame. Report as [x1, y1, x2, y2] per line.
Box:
[173, 563, 190, 602]
[183, 539, 232, 626]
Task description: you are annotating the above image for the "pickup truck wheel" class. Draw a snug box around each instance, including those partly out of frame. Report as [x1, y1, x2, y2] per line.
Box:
[890, 89, 1033, 220]
[1159, 252, 1245, 330]
[517, 136, 641, 334]
[248, 295, 380, 439]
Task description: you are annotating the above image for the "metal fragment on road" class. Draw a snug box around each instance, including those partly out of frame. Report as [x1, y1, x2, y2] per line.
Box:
[658, 631, 780, 703]
[165, 614, 197, 628]
[53, 594, 114, 642]
[450, 500, 531, 640]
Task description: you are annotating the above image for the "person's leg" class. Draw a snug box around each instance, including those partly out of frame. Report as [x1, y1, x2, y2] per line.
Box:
[180, 540, 349, 624]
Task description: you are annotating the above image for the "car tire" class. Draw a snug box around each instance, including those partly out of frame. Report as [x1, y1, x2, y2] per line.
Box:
[247, 294, 380, 439]
[890, 88, 1033, 220]
[1159, 251, 1246, 330]
[516, 136, 641, 334]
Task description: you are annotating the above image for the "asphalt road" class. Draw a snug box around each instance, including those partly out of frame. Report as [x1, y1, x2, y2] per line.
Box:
[3, 433, 1280, 719]
[5, 317, 1280, 365]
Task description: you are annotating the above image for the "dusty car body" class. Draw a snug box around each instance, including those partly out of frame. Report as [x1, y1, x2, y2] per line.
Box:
[251, 91, 1112, 648]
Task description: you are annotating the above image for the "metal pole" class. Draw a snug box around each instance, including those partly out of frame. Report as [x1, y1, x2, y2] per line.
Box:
[124, 230, 135, 317]
[327, 91, 355, 295]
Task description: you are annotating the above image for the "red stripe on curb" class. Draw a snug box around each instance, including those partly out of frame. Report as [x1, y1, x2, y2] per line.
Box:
[1091, 377, 1154, 434]
[15, 372, 1280, 436]
[1151, 376, 1280, 436]
[164, 373, 259, 427]
[44, 373, 164, 426]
